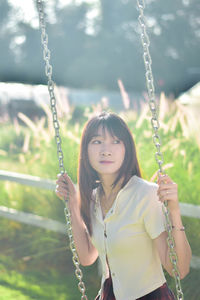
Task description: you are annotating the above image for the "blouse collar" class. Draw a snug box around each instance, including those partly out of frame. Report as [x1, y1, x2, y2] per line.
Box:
[94, 175, 137, 220]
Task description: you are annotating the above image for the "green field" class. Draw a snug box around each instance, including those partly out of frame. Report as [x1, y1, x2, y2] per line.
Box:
[0, 99, 199, 299]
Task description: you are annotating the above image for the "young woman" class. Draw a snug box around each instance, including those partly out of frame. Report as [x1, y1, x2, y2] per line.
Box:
[55, 112, 192, 300]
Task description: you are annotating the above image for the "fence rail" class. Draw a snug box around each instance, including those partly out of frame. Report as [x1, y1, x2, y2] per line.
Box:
[0, 170, 55, 190]
[0, 205, 66, 234]
[1, 170, 199, 219]
[0, 170, 199, 269]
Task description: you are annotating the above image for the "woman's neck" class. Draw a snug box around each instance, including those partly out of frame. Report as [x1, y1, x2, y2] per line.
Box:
[99, 174, 124, 199]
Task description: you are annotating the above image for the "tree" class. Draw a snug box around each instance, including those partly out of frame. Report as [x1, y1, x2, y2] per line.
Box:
[0, 0, 200, 96]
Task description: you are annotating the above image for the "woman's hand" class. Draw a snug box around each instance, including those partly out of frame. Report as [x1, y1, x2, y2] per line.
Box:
[157, 174, 180, 213]
[55, 173, 79, 211]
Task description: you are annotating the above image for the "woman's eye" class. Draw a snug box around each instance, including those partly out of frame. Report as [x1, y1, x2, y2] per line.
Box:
[113, 139, 120, 144]
[91, 140, 101, 144]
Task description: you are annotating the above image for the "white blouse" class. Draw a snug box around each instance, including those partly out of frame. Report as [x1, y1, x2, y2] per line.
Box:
[90, 175, 167, 300]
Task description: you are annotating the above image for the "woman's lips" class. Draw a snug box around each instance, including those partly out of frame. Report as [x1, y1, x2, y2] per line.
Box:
[99, 161, 114, 164]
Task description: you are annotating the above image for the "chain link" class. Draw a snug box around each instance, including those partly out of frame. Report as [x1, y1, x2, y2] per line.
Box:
[36, 1, 88, 299]
[137, 1, 184, 299]
[36, 0, 184, 299]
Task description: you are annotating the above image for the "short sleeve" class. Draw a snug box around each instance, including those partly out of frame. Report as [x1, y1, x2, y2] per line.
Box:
[143, 185, 166, 239]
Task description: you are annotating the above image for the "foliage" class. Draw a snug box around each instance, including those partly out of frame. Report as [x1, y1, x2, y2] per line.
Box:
[0, 92, 200, 298]
[0, 261, 98, 300]
[0, 0, 200, 94]
[0, 221, 99, 299]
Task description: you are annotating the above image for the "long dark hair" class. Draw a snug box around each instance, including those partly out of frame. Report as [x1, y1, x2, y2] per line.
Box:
[78, 112, 141, 235]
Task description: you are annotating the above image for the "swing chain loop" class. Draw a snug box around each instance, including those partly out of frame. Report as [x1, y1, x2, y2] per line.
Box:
[36, 1, 88, 299]
[137, 1, 184, 299]
[64, 207, 88, 299]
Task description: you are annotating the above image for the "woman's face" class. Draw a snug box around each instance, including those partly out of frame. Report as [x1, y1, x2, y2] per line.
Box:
[87, 126, 125, 179]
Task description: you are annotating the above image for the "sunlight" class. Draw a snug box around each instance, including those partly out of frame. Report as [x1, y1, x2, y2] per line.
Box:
[7, 0, 100, 33]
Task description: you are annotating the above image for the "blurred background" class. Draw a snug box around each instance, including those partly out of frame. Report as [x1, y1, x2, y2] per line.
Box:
[0, 0, 200, 299]
[1, 0, 200, 94]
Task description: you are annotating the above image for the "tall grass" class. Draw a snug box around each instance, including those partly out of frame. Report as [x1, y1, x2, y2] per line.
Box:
[0, 89, 199, 299]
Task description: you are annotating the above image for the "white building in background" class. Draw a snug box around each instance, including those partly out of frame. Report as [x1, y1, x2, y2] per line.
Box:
[178, 82, 200, 135]
[179, 81, 200, 107]
[0, 82, 141, 121]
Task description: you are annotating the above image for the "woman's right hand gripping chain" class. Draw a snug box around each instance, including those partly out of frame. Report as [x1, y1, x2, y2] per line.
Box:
[55, 173, 79, 211]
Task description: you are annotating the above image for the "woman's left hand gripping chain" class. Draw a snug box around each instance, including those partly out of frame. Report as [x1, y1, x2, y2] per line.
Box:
[157, 174, 180, 213]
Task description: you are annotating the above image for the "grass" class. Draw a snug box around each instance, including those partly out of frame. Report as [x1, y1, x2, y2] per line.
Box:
[0, 219, 100, 299]
[0, 263, 99, 300]
[0, 93, 200, 299]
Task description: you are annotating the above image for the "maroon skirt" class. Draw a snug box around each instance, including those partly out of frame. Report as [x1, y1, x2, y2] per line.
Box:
[95, 277, 176, 300]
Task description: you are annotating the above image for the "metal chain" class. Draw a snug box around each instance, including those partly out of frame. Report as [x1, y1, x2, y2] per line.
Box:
[36, 1, 88, 299]
[136, 1, 184, 299]
[36, 1, 184, 299]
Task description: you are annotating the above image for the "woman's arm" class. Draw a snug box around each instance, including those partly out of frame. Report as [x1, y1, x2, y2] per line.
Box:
[69, 204, 99, 266]
[153, 210, 192, 279]
[154, 174, 192, 279]
[56, 173, 98, 266]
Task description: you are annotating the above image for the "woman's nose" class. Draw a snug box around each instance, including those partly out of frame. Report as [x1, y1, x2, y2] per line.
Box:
[101, 151, 111, 156]
[100, 145, 112, 156]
